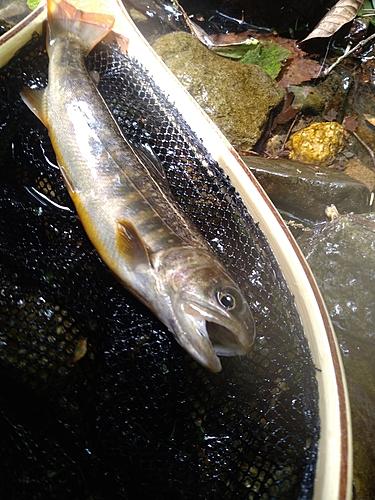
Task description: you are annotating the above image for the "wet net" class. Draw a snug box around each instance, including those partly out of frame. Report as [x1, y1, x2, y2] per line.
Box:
[0, 28, 319, 500]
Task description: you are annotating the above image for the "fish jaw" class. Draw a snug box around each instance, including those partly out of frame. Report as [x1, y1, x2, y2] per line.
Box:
[157, 247, 256, 372]
[185, 300, 255, 357]
[169, 301, 223, 372]
[169, 296, 255, 373]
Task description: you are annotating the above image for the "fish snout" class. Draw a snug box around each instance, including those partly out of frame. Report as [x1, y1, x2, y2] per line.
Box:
[170, 299, 255, 372]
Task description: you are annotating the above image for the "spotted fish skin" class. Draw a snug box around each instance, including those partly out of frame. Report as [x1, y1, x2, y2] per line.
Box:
[20, 0, 256, 372]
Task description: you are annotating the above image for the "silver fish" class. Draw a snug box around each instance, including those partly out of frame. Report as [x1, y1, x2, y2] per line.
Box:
[21, 0, 256, 372]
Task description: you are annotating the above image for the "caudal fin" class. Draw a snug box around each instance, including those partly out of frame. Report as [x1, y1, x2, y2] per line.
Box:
[47, 0, 114, 54]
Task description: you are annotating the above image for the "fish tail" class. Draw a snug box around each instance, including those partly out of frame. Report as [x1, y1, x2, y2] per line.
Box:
[47, 0, 114, 54]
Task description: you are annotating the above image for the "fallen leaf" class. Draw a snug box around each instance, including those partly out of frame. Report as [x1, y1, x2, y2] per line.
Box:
[301, 0, 365, 42]
[364, 113, 375, 128]
[343, 115, 359, 131]
[271, 91, 299, 127]
[210, 31, 322, 87]
[276, 42, 322, 87]
[324, 108, 339, 121]
[172, 0, 217, 47]
[239, 40, 291, 79]
[250, 34, 322, 87]
[210, 38, 260, 60]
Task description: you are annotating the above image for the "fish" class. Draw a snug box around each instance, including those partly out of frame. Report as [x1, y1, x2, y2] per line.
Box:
[20, 0, 256, 372]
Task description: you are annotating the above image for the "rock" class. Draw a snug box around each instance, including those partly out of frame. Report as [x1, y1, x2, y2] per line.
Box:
[344, 355, 375, 500]
[153, 32, 285, 150]
[287, 121, 345, 164]
[313, 68, 353, 123]
[0, 0, 31, 26]
[297, 212, 375, 346]
[344, 158, 375, 192]
[241, 155, 373, 221]
[345, 81, 375, 169]
[288, 85, 325, 115]
[297, 212, 375, 499]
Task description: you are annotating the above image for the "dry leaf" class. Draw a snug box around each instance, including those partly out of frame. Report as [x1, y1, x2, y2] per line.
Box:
[324, 108, 339, 121]
[275, 38, 321, 87]
[277, 53, 321, 87]
[271, 91, 299, 127]
[301, 0, 365, 42]
[343, 115, 359, 131]
[364, 113, 375, 128]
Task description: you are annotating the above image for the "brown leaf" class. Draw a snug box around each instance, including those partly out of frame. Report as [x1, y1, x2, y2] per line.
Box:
[251, 34, 322, 87]
[324, 108, 338, 121]
[210, 32, 252, 46]
[301, 0, 365, 42]
[277, 54, 321, 87]
[272, 91, 299, 127]
[343, 115, 359, 131]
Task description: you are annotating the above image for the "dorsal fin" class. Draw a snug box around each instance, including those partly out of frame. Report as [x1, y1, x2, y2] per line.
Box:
[116, 219, 152, 268]
[133, 144, 170, 190]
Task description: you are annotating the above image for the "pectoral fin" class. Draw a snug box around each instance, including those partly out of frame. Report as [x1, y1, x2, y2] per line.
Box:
[116, 219, 152, 268]
[20, 87, 48, 127]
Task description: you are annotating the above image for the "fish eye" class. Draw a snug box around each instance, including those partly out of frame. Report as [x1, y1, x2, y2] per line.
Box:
[217, 291, 236, 310]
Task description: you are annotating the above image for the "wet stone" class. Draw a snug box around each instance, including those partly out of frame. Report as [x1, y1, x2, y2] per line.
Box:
[288, 85, 325, 116]
[297, 212, 375, 346]
[153, 32, 285, 150]
[312, 68, 353, 124]
[241, 156, 373, 221]
[344, 158, 375, 192]
[345, 82, 375, 169]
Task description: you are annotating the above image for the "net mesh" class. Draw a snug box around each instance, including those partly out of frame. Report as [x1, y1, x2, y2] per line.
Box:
[0, 30, 319, 499]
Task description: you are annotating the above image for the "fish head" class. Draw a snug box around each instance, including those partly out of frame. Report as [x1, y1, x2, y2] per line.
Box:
[163, 248, 256, 372]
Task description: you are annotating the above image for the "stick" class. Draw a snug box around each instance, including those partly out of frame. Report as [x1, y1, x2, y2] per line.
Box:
[323, 32, 375, 76]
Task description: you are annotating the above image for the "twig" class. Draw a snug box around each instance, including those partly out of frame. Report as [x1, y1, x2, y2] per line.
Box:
[282, 114, 299, 150]
[323, 32, 375, 76]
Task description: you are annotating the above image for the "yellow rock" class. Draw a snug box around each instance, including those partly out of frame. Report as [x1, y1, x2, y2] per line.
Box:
[287, 122, 345, 164]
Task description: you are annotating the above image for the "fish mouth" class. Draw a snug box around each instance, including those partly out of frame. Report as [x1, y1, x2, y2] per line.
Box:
[171, 301, 254, 373]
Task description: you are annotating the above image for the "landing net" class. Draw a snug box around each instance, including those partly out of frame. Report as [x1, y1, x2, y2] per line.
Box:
[0, 32, 319, 499]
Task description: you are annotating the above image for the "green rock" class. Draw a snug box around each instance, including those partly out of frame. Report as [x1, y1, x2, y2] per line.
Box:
[153, 32, 285, 150]
[288, 85, 325, 116]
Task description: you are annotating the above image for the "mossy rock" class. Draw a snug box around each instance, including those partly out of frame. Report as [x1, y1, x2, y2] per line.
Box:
[153, 32, 285, 150]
